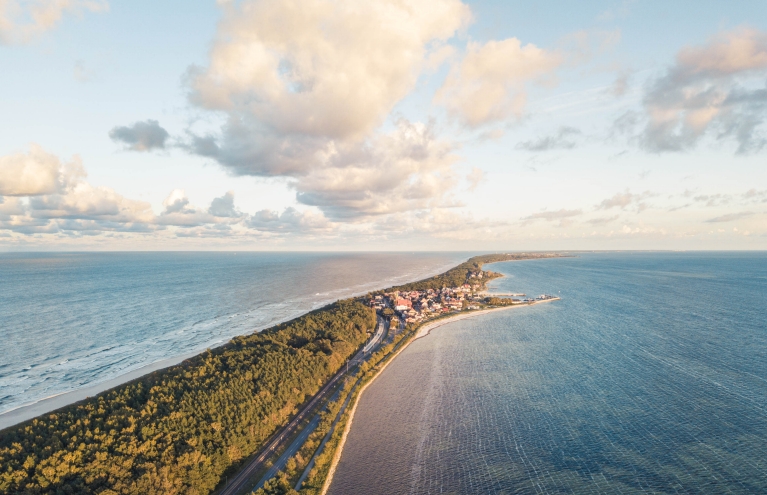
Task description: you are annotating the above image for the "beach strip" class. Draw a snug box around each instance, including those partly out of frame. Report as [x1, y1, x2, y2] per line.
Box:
[0, 349, 203, 431]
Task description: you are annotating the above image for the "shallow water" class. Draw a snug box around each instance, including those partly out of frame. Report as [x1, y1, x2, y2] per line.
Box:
[0, 251, 464, 416]
[329, 252, 767, 494]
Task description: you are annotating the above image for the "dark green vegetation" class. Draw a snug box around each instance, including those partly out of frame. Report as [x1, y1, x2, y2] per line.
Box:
[483, 297, 517, 306]
[0, 301, 375, 495]
[390, 253, 559, 292]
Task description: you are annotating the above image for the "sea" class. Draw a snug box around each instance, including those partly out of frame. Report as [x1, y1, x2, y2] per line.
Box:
[0, 251, 465, 421]
[328, 252, 767, 495]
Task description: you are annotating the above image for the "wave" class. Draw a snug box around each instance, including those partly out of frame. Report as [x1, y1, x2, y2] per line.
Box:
[0, 252, 464, 418]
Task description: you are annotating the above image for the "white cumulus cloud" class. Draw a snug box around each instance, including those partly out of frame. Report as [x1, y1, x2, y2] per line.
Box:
[0, 144, 84, 196]
[435, 38, 562, 127]
[185, 0, 470, 220]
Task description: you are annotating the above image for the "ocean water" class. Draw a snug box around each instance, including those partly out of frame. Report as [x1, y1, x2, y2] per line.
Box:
[329, 252, 767, 495]
[0, 251, 464, 418]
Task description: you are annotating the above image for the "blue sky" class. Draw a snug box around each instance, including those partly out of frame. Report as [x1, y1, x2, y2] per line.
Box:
[1, 0, 765, 250]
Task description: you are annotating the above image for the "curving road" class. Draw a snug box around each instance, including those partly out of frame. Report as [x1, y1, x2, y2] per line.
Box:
[218, 315, 386, 495]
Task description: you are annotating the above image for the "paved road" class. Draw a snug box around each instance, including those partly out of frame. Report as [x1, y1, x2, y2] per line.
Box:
[294, 369, 362, 491]
[218, 316, 386, 495]
[295, 315, 412, 491]
[253, 384, 344, 492]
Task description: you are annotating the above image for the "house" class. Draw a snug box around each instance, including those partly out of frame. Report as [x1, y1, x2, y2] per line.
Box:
[395, 298, 412, 311]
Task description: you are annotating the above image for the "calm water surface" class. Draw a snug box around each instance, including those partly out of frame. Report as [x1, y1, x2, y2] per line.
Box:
[329, 252, 767, 495]
[0, 251, 464, 416]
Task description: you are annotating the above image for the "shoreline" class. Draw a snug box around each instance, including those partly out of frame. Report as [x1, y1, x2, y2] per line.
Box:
[0, 258, 471, 432]
[320, 297, 560, 494]
[0, 349, 202, 430]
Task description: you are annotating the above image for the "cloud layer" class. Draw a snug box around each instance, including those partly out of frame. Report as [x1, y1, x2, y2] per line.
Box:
[0, 146, 155, 235]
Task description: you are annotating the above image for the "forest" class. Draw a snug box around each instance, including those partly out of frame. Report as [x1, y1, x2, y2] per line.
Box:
[0, 300, 376, 495]
[390, 253, 551, 291]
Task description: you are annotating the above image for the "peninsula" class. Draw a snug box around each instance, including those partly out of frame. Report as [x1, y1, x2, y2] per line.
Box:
[0, 253, 564, 495]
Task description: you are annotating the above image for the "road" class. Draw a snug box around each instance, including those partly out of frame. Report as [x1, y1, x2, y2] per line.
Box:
[253, 383, 345, 492]
[362, 314, 386, 353]
[294, 367, 362, 491]
[294, 314, 408, 491]
[218, 315, 386, 495]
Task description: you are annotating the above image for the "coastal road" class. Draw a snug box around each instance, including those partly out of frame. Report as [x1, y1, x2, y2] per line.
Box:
[253, 385, 343, 492]
[218, 315, 386, 495]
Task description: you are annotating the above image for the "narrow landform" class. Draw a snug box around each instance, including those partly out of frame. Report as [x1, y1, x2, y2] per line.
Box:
[0, 252, 565, 495]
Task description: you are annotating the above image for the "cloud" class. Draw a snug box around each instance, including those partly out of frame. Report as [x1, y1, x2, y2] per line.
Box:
[162, 189, 192, 214]
[435, 37, 562, 127]
[597, 190, 652, 211]
[0, 146, 163, 235]
[208, 191, 240, 217]
[0, 144, 84, 196]
[692, 193, 731, 207]
[27, 182, 154, 225]
[370, 208, 506, 241]
[676, 29, 767, 75]
[291, 119, 458, 219]
[185, 0, 470, 220]
[188, 0, 469, 139]
[597, 0, 637, 22]
[516, 126, 580, 151]
[190, 118, 458, 220]
[705, 211, 755, 223]
[249, 207, 332, 233]
[635, 28, 767, 154]
[610, 73, 629, 97]
[466, 167, 484, 191]
[611, 110, 640, 138]
[744, 189, 767, 203]
[0, 0, 108, 45]
[0, 195, 25, 218]
[158, 190, 222, 227]
[0, 160, 155, 235]
[156, 190, 249, 228]
[586, 215, 619, 225]
[521, 208, 582, 227]
[667, 203, 691, 212]
[109, 120, 170, 152]
[0, 145, 352, 239]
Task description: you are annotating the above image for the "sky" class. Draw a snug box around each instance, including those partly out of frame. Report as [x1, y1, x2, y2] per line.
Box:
[0, 0, 766, 251]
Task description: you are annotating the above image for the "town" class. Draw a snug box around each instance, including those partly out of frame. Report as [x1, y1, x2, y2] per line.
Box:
[365, 284, 559, 326]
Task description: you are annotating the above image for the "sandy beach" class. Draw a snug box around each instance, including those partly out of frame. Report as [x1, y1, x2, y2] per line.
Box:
[0, 349, 203, 431]
[413, 298, 559, 340]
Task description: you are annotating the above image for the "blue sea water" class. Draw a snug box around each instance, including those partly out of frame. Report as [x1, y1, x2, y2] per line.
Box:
[329, 252, 767, 494]
[0, 251, 464, 418]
